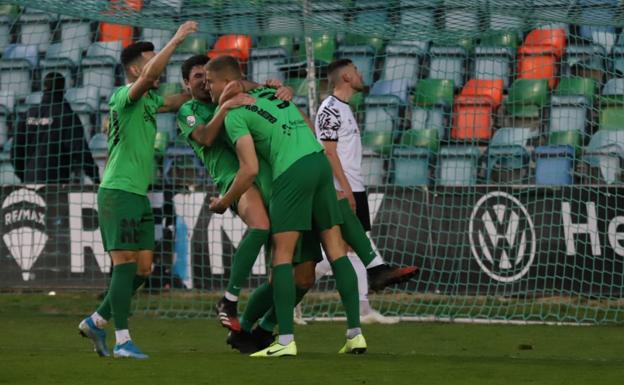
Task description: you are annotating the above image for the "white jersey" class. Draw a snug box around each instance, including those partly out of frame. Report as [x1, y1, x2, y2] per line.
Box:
[315, 95, 365, 192]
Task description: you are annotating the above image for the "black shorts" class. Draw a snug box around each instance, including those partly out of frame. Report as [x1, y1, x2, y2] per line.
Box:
[353, 191, 371, 231]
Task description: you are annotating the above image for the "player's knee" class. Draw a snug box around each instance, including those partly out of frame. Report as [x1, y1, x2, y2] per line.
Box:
[295, 274, 315, 289]
[136, 267, 152, 277]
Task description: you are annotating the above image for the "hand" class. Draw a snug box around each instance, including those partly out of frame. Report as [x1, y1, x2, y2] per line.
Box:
[265, 79, 284, 89]
[275, 86, 294, 102]
[209, 196, 228, 214]
[223, 93, 255, 110]
[172, 21, 198, 45]
[338, 190, 356, 212]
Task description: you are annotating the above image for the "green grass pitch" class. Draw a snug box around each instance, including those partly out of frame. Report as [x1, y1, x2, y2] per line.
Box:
[1, 292, 623, 385]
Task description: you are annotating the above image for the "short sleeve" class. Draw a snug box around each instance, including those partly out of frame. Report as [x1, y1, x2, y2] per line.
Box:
[176, 104, 197, 140]
[151, 91, 164, 110]
[225, 108, 250, 145]
[315, 104, 341, 142]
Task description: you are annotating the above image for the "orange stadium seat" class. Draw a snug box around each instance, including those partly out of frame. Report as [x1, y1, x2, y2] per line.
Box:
[99, 23, 134, 48]
[459, 79, 504, 108]
[208, 35, 253, 61]
[452, 96, 495, 141]
[522, 28, 566, 58]
[517, 45, 559, 88]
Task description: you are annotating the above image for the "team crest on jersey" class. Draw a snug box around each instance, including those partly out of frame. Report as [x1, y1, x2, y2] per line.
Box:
[187, 115, 197, 127]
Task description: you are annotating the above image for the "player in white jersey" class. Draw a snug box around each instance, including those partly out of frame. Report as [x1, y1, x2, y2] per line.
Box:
[312, 59, 398, 324]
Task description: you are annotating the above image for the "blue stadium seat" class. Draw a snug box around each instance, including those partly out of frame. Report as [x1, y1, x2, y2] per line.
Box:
[473, 46, 514, 88]
[81, 41, 122, 100]
[142, 28, 173, 51]
[563, 45, 605, 82]
[249, 47, 287, 83]
[381, 44, 424, 87]
[428, 46, 467, 88]
[549, 95, 589, 134]
[0, 44, 38, 97]
[336, 45, 376, 86]
[363, 95, 402, 132]
[535, 145, 575, 185]
[18, 12, 53, 53]
[583, 130, 624, 184]
[486, 128, 537, 184]
[369, 79, 410, 104]
[579, 21, 616, 53]
[438, 146, 481, 186]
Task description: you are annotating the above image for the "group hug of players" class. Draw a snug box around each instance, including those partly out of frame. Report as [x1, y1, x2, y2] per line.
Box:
[78, 21, 418, 359]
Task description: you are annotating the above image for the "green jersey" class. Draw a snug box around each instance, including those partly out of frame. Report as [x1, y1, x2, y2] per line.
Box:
[177, 99, 239, 196]
[100, 84, 164, 196]
[224, 87, 323, 180]
[177, 99, 274, 203]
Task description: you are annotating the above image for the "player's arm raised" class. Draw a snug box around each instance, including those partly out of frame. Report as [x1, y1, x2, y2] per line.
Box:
[128, 21, 197, 103]
[190, 93, 255, 147]
[209, 134, 258, 213]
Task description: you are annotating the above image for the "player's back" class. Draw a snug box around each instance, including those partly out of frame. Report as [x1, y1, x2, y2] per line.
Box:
[224, 87, 323, 180]
[101, 84, 163, 196]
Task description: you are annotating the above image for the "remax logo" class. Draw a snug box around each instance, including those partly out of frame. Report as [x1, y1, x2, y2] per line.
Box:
[469, 191, 536, 283]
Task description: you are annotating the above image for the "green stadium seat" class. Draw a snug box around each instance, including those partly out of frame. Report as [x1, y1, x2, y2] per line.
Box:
[313, 33, 336, 63]
[479, 31, 520, 49]
[555, 77, 597, 105]
[344, 33, 385, 53]
[548, 130, 583, 154]
[362, 130, 394, 156]
[502, 79, 549, 127]
[258, 35, 294, 56]
[413, 79, 455, 107]
[599, 108, 624, 131]
[400, 128, 440, 153]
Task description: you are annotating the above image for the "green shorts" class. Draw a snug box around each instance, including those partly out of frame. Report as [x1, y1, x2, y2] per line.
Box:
[97, 187, 154, 252]
[270, 152, 343, 234]
[293, 231, 323, 264]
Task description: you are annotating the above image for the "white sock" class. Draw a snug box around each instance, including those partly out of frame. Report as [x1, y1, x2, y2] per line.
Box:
[360, 300, 373, 316]
[348, 252, 369, 302]
[315, 254, 332, 280]
[115, 329, 131, 345]
[365, 255, 384, 269]
[224, 291, 238, 302]
[90, 312, 107, 328]
[346, 328, 362, 339]
[278, 334, 294, 345]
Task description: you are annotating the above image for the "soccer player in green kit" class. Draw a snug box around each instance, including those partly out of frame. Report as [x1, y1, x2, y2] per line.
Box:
[78, 21, 198, 359]
[206, 55, 366, 357]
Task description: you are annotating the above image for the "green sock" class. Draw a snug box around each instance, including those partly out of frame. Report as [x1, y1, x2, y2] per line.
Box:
[272, 263, 295, 335]
[227, 229, 269, 297]
[331, 256, 361, 329]
[260, 286, 308, 332]
[109, 262, 137, 330]
[240, 282, 273, 332]
[338, 198, 376, 266]
[96, 275, 146, 321]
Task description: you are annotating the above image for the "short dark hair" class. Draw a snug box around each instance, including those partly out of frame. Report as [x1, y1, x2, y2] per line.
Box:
[181, 54, 210, 81]
[120, 41, 155, 69]
[327, 59, 353, 79]
[205, 55, 242, 79]
[43, 72, 65, 93]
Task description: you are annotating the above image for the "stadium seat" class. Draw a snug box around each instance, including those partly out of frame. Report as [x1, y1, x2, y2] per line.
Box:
[19, 12, 53, 53]
[521, 28, 566, 59]
[177, 36, 208, 56]
[473, 46, 514, 88]
[361, 149, 385, 186]
[0, 44, 38, 97]
[0, 16, 11, 54]
[502, 79, 549, 128]
[549, 96, 589, 134]
[369, 79, 411, 104]
[488, 11, 524, 31]
[336, 45, 376, 86]
[81, 41, 122, 100]
[438, 146, 481, 186]
[249, 48, 287, 83]
[363, 95, 402, 132]
[14, 91, 42, 116]
[534, 145, 575, 185]
[362, 130, 394, 156]
[517, 45, 559, 89]
[258, 35, 294, 56]
[487, 145, 530, 184]
[579, 3, 618, 53]
[555, 77, 597, 105]
[459, 79, 504, 107]
[600, 78, 624, 106]
[563, 45, 605, 83]
[343, 34, 385, 53]
[264, 2, 302, 35]
[65, 86, 100, 137]
[548, 130, 583, 155]
[599, 108, 624, 131]
[479, 31, 520, 49]
[98, 23, 134, 48]
[411, 79, 454, 139]
[312, 33, 336, 63]
[399, 0, 436, 30]
[381, 44, 424, 87]
[355, 0, 388, 26]
[40, 43, 81, 88]
[583, 130, 624, 184]
[142, 28, 173, 51]
[208, 35, 252, 62]
[89, 132, 108, 178]
[451, 96, 495, 141]
[310, 1, 346, 30]
[428, 46, 467, 88]
[490, 127, 540, 147]
[221, 4, 258, 33]
[611, 46, 624, 78]
[59, 16, 93, 53]
[393, 128, 439, 186]
[443, 1, 481, 32]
